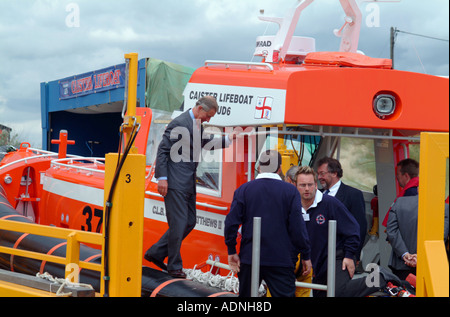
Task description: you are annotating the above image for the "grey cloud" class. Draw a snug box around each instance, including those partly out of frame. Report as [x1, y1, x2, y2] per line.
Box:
[0, 0, 448, 148]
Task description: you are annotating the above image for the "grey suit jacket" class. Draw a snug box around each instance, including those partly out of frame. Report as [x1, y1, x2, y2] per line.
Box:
[387, 195, 449, 271]
[386, 196, 419, 271]
[155, 110, 228, 194]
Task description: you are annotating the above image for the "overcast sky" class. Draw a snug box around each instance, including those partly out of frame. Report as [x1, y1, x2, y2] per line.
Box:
[0, 0, 448, 148]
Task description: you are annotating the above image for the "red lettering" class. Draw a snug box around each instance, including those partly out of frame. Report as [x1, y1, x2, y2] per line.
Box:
[71, 80, 77, 94]
[113, 69, 121, 85]
[95, 74, 103, 89]
[86, 77, 93, 91]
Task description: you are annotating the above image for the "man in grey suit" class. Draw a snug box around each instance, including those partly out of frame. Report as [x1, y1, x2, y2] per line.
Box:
[144, 96, 237, 278]
[386, 195, 449, 280]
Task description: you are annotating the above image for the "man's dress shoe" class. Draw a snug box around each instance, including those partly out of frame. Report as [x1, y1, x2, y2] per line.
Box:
[168, 269, 186, 279]
[144, 254, 167, 271]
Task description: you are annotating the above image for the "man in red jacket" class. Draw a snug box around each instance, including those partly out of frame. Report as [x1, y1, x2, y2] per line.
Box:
[382, 158, 419, 227]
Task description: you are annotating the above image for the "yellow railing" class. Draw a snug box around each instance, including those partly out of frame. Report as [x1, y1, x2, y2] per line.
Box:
[0, 219, 103, 296]
[417, 132, 449, 297]
[0, 220, 103, 277]
[0, 53, 145, 298]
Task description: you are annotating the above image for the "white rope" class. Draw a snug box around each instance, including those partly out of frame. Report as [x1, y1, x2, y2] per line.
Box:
[183, 264, 266, 296]
[36, 272, 94, 297]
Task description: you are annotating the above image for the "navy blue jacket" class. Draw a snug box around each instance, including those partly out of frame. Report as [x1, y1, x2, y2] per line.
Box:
[335, 182, 367, 260]
[305, 193, 360, 281]
[224, 176, 311, 268]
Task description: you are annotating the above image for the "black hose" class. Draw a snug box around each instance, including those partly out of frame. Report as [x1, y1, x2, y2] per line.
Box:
[103, 121, 140, 296]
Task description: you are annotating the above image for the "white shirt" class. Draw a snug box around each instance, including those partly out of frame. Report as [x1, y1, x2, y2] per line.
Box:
[255, 173, 282, 181]
[326, 180, 341, 197]
[301, 189, 324, 222]
[301, 189, 323, 214]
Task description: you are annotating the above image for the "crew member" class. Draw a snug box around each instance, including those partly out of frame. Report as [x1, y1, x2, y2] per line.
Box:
[225, 150, 311, 297]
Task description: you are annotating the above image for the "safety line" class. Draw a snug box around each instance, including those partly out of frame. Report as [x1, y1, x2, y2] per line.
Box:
[150, 279, 185, 297]
[208, 291, 235, 297]
[39, 242, 67, 274]
[79, 253, 102, 273]
[0, 214, 28, 220]
[9, 233, 30, 272]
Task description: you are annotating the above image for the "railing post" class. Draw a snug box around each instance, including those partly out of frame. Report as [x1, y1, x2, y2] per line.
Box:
[66, 232, 80, 283]
[327, 220, 336, 297]
[417, 132, 449, 297]
[102, 152, 145, 297]
[251, 217, 261, 297]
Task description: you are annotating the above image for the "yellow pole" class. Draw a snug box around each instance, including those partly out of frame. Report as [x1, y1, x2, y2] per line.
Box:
[123, 53, 140, 154]
[124, 52, 138, 117]
[102, 152, 146, 297]
[66, 232, 80, 283]
[100, 52, 146, 297]
[416, 132, 449, 297]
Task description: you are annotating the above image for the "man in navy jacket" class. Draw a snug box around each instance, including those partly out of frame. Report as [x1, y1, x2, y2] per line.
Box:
[224, 150, 312, 297]
[296, 166, 394, 297]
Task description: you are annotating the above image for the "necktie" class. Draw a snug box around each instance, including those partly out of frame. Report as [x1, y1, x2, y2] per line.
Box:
[323, 189, 329, 195]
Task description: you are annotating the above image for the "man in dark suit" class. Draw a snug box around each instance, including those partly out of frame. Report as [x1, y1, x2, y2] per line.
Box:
[225, 150, 312, 297]
[317, 157, 367, 263]
[145, 96, 237, 278]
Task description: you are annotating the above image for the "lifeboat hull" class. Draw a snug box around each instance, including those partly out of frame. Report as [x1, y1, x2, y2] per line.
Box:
[40, 161, 233, 273]
[1, 190, 236, 296]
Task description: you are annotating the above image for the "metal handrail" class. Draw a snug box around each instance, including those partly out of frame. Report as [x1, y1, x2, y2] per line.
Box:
[326, 220, 337, 297]
[50, 157, 106, 175]
[0, 148, 82, 172]
[0, 154, 58, 171]
[205, 60, 274, 71]
[251, 217, 261, 297]
[249, 218, 336, 297]
[205, 219, 337, 297]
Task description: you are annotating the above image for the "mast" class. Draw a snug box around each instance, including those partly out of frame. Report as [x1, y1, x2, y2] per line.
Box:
[390, 26, 397, 69]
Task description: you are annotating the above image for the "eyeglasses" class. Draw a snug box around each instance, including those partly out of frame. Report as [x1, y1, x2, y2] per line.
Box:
[297, 183, 315, 188]
[317, 171, 330, 177]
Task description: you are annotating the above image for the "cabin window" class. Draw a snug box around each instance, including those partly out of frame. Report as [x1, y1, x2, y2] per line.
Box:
[196, 147, 222, 196]
[147, 111, 223, 197]
[339, 137, 376, 192]
[283, 134, 322, 167]
[254, 132, 322, 177]
[146, 109, 172, 166]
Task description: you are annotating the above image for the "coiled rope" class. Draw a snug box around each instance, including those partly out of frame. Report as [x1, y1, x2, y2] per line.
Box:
[36, 272, 94, 297]
[183, 264, 266, 296]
